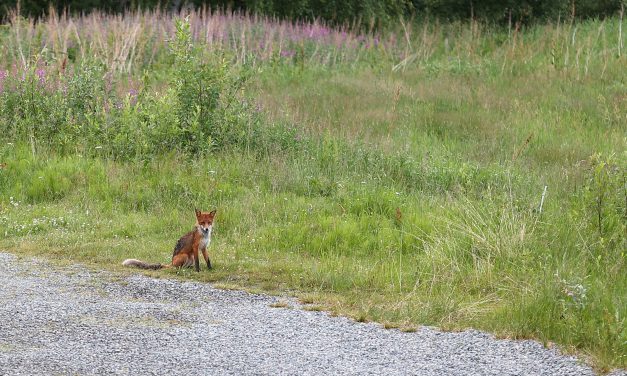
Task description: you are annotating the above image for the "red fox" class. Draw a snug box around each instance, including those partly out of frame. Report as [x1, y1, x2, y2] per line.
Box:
[122, 209, 216, 272]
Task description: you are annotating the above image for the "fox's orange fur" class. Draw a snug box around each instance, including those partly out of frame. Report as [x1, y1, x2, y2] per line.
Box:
[122, 209, 216, 272]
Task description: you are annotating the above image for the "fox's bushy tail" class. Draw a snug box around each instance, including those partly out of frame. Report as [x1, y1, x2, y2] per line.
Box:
[122, 259, 164, 270]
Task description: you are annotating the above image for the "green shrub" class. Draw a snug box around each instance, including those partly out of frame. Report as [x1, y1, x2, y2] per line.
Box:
[0, 17, 264, 159]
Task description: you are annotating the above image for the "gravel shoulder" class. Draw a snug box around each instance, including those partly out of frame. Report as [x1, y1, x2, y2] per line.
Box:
[0, 252, 621, 376]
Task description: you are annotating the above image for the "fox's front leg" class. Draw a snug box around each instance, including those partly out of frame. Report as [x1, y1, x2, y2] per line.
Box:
[193, 246, 200, 272]
[202, 248, 212, 270]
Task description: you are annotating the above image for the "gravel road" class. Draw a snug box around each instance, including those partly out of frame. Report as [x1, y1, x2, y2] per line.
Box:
[0, 252, 622, 376]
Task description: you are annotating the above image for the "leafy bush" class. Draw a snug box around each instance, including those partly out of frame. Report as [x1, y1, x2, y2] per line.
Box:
[574, 153, 626, 257]
[0, 17, 263, 159]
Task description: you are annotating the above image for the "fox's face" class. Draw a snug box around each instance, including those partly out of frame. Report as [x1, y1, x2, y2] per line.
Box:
[195, 209, 216, 236]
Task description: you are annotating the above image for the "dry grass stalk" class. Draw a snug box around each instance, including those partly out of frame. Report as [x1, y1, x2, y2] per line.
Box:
[512, 132, 533, 162]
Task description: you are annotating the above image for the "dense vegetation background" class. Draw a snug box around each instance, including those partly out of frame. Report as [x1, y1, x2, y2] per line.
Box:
[1, 0, 625, 26]
[0, 0, 624, 372]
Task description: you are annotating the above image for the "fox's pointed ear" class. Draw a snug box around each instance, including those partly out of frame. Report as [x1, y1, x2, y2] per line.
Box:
[210, 209, 217, 217]
[195, 208, 201, 217]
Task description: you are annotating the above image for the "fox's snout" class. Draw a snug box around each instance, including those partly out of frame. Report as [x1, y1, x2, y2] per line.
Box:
[197, 223, 212, 235]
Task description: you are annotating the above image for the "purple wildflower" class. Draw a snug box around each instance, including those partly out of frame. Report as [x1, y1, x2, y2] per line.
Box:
[36, 68, 46, 85]
[128, 88, 138, 106]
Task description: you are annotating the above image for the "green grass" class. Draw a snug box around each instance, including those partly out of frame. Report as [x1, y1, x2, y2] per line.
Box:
[1, 14, 626, 372]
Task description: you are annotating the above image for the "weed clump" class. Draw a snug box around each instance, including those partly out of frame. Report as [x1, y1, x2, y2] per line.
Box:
[0, 18, 264, 159]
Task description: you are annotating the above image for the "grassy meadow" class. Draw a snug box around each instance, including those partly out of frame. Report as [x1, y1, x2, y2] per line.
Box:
[0, 9, 625, 370]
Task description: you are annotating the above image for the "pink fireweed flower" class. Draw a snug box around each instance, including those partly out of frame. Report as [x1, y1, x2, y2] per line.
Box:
[36, 68, 46, 85]
[307, 24, 330, 40]
[128, 88, 138, 106]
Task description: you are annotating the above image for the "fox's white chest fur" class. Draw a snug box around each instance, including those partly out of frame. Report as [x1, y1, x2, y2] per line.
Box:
[198, 225, 212, 250]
